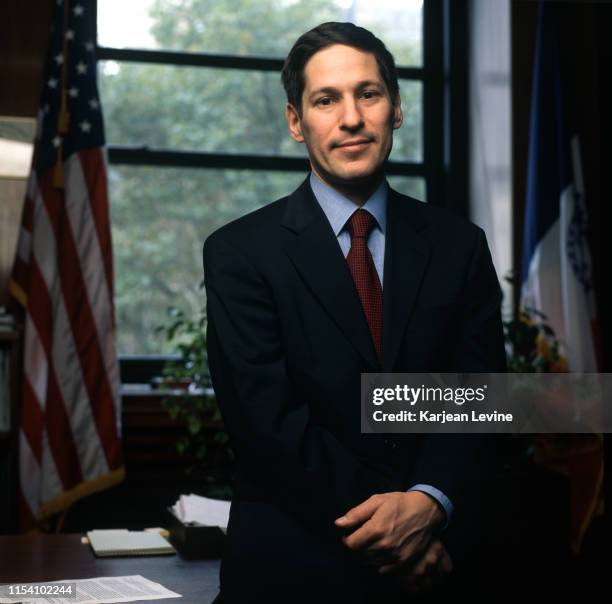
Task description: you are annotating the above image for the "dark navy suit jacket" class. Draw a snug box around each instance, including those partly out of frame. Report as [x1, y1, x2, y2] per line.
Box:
[203, 177, 507, 603]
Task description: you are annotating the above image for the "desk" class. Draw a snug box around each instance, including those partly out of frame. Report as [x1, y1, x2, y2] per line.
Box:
[0, 535, 220, 604]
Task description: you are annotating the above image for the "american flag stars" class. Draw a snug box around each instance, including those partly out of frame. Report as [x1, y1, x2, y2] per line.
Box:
[36, 0, 104, 170]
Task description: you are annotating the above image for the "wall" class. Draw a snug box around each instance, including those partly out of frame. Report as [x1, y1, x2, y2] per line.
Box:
[0, 1, 52, 117]
[0, 1, 52, 305]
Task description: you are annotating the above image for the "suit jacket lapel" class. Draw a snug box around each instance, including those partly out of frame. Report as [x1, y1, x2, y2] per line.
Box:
[382, 188, 432, 370]
[282, 179, 379, 369]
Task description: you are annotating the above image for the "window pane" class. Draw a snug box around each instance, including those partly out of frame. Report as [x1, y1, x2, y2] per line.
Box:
[110, 166, 306, 354]
[100, 63, 422, 161]
[390, 80, 422, 162]
[98, 0, 423, 67]
[387, 176, 426, 201]
[99, 63, 307, 157]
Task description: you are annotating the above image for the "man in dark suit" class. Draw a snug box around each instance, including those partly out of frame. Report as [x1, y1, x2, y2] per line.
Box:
[204, 22, 506, 603]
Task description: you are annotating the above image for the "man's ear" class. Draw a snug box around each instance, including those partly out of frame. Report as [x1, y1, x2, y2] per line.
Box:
[285, 103, 305, 143]
[392, 94, 403, 130]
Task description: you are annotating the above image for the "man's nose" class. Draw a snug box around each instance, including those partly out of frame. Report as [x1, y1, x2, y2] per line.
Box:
[339, 98, 364, 130]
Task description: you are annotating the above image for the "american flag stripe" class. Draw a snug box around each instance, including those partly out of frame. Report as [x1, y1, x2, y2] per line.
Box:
[30, 174, 114, 481]
[40, 430, 64, 505]
[26, 260, 84, 491]
[16, 232, 31, 266]
[20, 375, 45, 464]
[65, 155, 113, 330]
[65, 153, 120, 411]
[27, 258, 54, 361]
[19, 431, 43, 517]
[79, 149, 115, 301]
[40, 172, 121, 468]
[44, 363, 83, 489]
[9, 0, 124, 526]
[23, 315, 48, 415]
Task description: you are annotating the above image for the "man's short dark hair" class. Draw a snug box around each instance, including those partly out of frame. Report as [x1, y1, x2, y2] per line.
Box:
[281, 22, 400, 115]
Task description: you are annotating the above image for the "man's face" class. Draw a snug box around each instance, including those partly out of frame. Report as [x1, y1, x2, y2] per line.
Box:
[286, 44, 402, 190]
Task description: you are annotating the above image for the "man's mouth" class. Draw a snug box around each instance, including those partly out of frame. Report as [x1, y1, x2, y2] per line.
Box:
[335, 138, 373, 151]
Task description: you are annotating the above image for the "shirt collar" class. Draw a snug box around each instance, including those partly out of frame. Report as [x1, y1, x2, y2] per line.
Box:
[309, 172, 387, 236]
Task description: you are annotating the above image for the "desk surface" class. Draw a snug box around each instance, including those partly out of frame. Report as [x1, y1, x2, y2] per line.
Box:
[0, 535, 220, 604]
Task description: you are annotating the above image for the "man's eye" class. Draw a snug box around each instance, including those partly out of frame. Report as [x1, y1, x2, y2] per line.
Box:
[361, 90, 379, 100]
[316, 97, 334, 106]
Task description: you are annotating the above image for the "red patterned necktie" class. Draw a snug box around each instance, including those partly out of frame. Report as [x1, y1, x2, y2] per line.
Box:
[346, 209, 383, 363]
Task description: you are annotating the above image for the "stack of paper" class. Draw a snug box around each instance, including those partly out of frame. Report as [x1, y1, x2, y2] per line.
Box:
[0, 575, 181, 604]
[170, 494, 230, 530]
[87, 530, 175, 557]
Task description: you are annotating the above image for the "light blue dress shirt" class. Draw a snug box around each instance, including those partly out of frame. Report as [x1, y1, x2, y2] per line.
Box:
[309, 172, 454, 527]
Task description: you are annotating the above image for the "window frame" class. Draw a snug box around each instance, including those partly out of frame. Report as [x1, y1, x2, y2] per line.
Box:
[94, 0, 468, 377]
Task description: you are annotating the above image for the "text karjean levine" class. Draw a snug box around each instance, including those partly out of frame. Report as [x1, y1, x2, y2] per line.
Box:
[360, 373, 610, 434]
[372, 409, 513, 424]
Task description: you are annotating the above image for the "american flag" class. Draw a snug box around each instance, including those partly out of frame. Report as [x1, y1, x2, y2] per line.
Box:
[9, 0, 123, 527]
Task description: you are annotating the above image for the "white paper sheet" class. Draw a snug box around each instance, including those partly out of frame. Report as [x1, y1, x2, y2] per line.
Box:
[171, 495, 230, 529]
[0, 575, 181, 604]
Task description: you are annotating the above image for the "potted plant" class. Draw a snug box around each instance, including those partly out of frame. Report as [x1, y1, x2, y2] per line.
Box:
[155, 300, 233, 498]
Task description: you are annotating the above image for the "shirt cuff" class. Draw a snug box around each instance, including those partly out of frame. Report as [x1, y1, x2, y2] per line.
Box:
[407, 484, 454, 530]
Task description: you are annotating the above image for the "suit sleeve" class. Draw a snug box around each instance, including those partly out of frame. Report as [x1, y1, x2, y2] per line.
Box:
[408, 227, 507, 557]
[203, 233, 404, 531]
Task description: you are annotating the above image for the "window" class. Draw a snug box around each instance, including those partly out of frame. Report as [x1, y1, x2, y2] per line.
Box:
[96, 0, 457, 358]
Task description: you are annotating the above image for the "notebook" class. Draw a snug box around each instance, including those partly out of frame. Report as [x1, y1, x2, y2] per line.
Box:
[86, 529, 176, 557]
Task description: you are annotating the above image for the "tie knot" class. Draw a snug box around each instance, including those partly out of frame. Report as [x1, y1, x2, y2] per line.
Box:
[348, 209, 375, 240]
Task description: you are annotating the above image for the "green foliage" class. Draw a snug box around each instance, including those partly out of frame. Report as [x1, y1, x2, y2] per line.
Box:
[101, 0, 423, 353]
[155, 299, 233, 476]
[156, 303, 209, 383]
